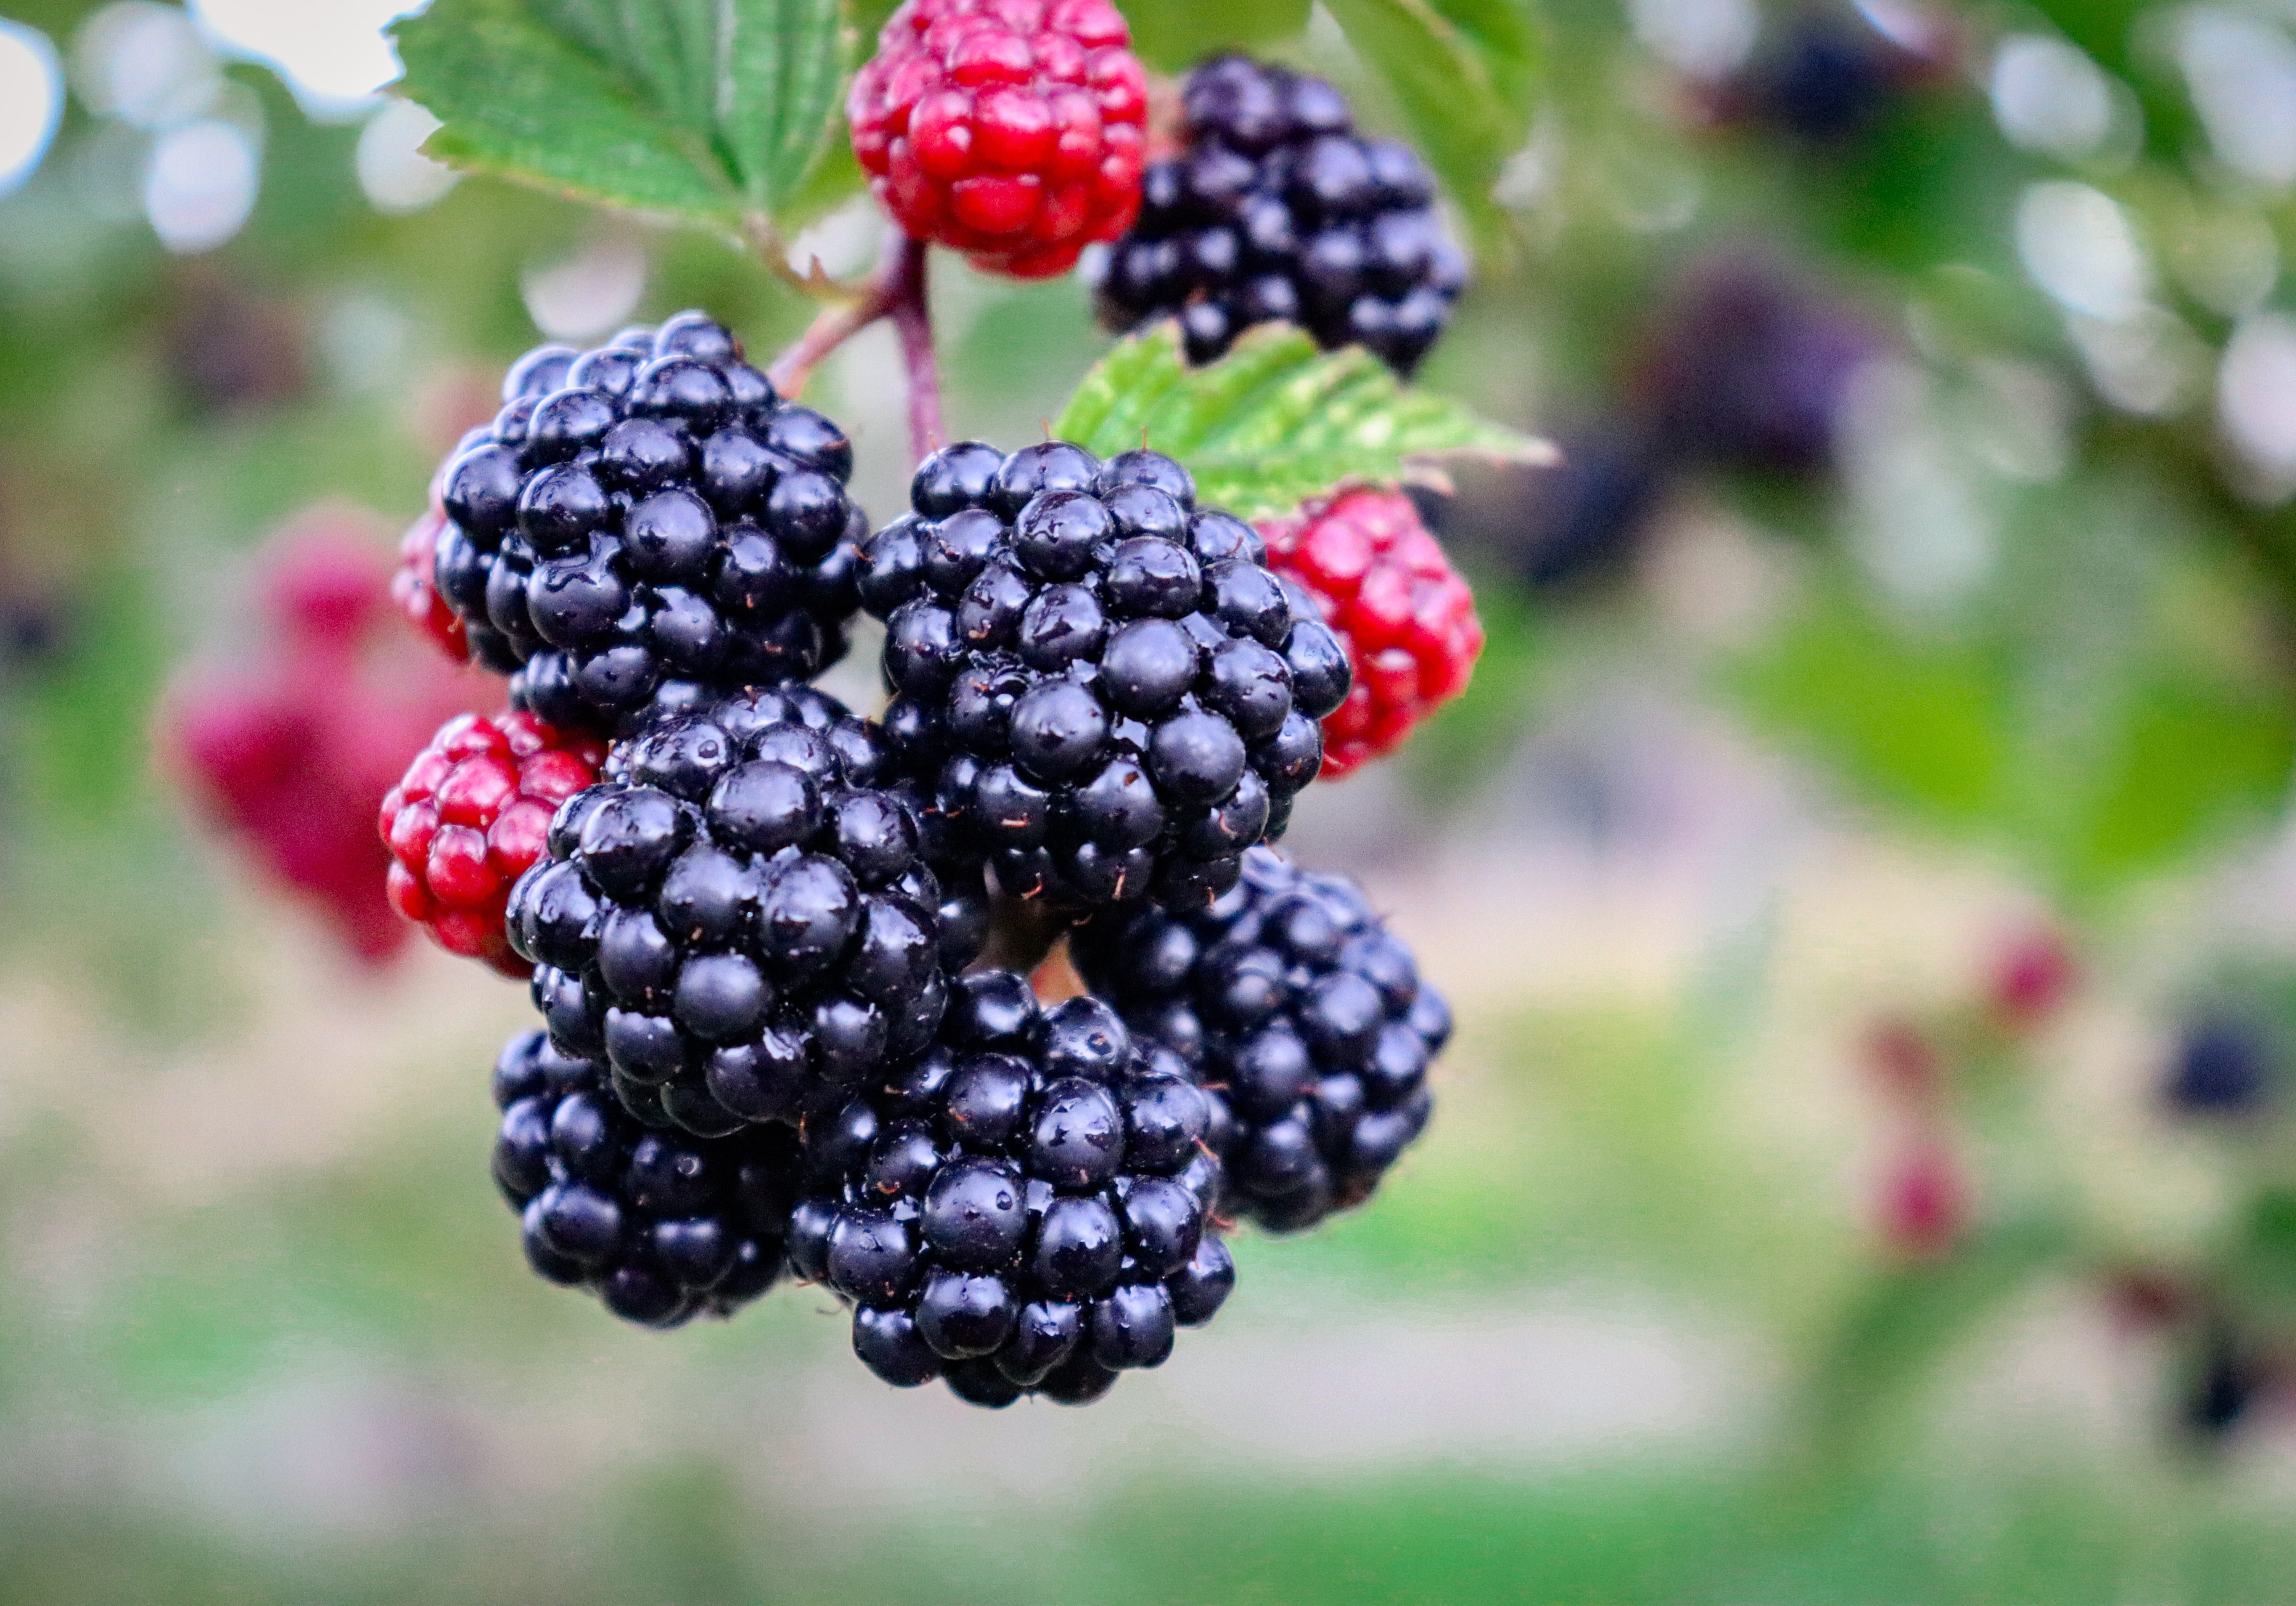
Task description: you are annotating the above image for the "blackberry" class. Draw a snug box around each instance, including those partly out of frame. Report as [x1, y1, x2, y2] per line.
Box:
[506, 684, 969, 1137]
[2165, 1017, 2274, 1116]
[1072, 845, 1446, 1231]
[788, 972, 1236, 1406]
[491, 1028, 802, 1327]
[429, 314, 866, 735]
[1091, 54, 1466, 376]
[1633, 255, 1880, 475]
[856, 440, 1350, 911]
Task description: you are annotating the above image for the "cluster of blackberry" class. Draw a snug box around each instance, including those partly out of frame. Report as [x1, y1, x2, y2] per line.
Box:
[858, 440, 1350, 910]
[421, 312, 866, 735]
[348, 24, 1485, 1392]
[355, 304, 1461, 1404]
[1091, 55, 1466, 374]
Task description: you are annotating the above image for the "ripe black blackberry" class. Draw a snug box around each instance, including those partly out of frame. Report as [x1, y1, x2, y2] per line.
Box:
[857, 440, 1350, 911]
[429, 312, 865, 734]
[491, 1027, 804, 1327]
[506, 685, 979, 1137]
[1071, 845, 1446, 1231]
[788, 972, 1237, 1406]
[1091, 54, 1466, 375]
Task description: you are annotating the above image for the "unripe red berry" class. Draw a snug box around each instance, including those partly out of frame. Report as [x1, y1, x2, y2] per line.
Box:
[1258, 488, 1483, 779]
[165, 508, 480, 967]
[849, 0, 1146, 278]
[379, 710, 605, 977]
[392, 505, 468, 663]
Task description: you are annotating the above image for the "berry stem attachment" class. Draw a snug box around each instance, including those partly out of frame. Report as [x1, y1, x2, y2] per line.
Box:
[889, 236, 944, 463]
[766, 233, 942, 467]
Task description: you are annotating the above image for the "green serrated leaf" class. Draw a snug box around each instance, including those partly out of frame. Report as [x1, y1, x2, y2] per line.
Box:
[1325, 0, 1538, 239]
[390, 0, 852, 232]
[1052, 323, 1550, 520]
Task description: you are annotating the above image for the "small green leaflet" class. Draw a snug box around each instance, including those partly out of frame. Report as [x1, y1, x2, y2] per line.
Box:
[1324, 0, 1538, 240]
[389, 0, 855, 234]
[1053, 323, 1551, 522]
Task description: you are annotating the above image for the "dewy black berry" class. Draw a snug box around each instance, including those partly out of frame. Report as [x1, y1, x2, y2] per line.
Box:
[1071, 845, 1446, 1231]
[858, 440, 1350, 911]
[491, 1027, 804, 1327]
[1091, 54, 1467, 375]
[787, 971, 1236, 1407]
[505, 684, 979, 1136]
[430, 312, 866, 734]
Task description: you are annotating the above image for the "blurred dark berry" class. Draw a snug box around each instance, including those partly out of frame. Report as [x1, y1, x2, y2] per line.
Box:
[2184, 1328, 2265, 1440]
[2165, 1017, 2274, 1115]
[1632, 255, 1881, 476]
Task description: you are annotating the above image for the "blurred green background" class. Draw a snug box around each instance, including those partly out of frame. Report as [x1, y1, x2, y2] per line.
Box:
[9, 0, 2296, 1600]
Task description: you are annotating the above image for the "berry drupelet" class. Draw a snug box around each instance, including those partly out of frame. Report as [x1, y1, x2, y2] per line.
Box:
[857, 440, 1352, 910]
[507, 685, 965, 1138]
[429, 313, 866, 735]
[382, 710, 607, 976]
[393, 504, 467, 662]
[788, 972, 1237, 1406]
[1072, 846, 1447, 1232]
[491, 1028, 803, 1327]
[1257, 487, 1483, 779]
[848, 0, 1146, 279]
[1092, 54, 1466, 375]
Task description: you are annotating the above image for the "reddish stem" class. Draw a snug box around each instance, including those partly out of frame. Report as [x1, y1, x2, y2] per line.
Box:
[766, 232, 942, 468]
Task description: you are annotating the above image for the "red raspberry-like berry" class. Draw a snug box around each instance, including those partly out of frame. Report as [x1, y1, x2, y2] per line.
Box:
[165, 509, 482, 967]
[1877, 1137, 1965, 1260]
[1989, 927, 2074, 1030]
[392, 505, 467, 662]
[849, 0, 1146, 279]
[380, 711, 605, 978]
[1258, 488, 1483, 779]
[263, 508, 392, 655]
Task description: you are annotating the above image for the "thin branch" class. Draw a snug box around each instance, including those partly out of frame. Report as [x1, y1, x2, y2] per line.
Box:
[887, 234, 944, 463]
[763, 230, 944, 469]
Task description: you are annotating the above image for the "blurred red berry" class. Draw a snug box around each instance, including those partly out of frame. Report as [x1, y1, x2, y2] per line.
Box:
[1991, 927, 2074, 1029]
[1877, 1138, 1965, 1260]
[380, 710, 605, 978]
[164, 508, 482, 967]
[1258, 487, 1483, 779]
[849, 0, 1147, 278]
[263, 509, 395, 656]
[1864, 1017, 1941, 1103]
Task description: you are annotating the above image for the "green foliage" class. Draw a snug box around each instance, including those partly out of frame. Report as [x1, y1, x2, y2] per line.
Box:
[1124, 0, 1315, 71]
[1323, 0, 1539, 241]
[389, 0, 856, 234]
[1725, 522, 2296, 899]
[1791, 1214, 2077, 1472]
[1052, 322, 1548, 520]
